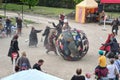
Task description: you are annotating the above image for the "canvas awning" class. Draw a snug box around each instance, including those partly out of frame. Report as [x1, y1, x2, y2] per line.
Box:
[101, 0, 120, 4]
[76, 0, 98, 8]
[1, 69, 63, 80]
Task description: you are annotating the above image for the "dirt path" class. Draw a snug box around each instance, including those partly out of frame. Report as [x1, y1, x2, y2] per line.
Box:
[0, 10, 120, 80]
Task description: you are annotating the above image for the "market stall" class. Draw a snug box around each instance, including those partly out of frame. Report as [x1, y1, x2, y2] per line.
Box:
[75, 0, 98, 23]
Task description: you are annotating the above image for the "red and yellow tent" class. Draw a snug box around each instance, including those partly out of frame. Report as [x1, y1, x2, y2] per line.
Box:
[75, 0, 98, 23]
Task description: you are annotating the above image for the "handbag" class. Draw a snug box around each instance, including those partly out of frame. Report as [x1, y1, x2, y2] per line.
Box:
[15, 65, 19, 72]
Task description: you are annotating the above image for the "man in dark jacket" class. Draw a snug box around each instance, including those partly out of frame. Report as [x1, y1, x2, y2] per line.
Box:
[103, 38, 120, 58]
[5, 17, 12, 37]
[112, 18, 119, 35]
[16, 17, 22, 35]
[33, 59, 44, 71]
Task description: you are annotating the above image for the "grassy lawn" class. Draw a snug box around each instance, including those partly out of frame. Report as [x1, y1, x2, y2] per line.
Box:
[0, 14, 35, 25]
[106, 12, 120, 18]
[1, 3, 119, 19]
[2, 3, 74, 17]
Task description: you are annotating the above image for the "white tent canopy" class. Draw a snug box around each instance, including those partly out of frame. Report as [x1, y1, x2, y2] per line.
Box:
[1, 69, 63, 80]
[77, 0, 98, 8]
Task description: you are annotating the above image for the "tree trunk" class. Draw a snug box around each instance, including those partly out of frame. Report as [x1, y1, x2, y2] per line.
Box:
[29, 5, 31, 9]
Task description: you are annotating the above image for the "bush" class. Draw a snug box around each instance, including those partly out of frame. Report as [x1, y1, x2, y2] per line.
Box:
[104, 4, 120, 12]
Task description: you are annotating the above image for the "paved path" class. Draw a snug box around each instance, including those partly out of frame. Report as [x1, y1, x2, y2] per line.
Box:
[0, 10, 120, 80]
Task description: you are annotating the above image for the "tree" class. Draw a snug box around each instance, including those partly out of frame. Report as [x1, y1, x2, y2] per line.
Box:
[74, 0, 83, 4]
[20, 0, 39, 9]
[0, 0, 2, 8]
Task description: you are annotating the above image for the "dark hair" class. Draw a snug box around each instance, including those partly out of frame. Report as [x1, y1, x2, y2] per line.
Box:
[114, 55, 119, 59]
[76, 68, 82, 75]
[38, 59, 44, 63]
[13, 34, 18, 39]
[110, 59, 114, 64]
[113, 38, 117, 42]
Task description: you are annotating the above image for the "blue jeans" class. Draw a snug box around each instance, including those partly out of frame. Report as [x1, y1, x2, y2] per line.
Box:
[109, 78, 116, 80]
[100, 77, 109, 80]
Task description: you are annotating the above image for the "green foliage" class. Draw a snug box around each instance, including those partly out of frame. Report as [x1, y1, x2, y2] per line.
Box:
[0, 14, 35, 25]
[0, 0, 2, 8]
[38, 0, 75, 9]
[4, 3, 73, 17]
[74, 0, 83, 4]
[20, 0, 39, 9]
[104, 4, 120, 12]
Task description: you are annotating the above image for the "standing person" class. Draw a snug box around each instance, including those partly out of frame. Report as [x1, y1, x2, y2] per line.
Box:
[99, 10, 105, 25]
[95, 50, 108, 80]
[42, 26, 50, 47]
[103, 38, 120, 58]
[52, 22, 63, 38]
[59, 13, 65, 26]
[29, 27, 42, 47]
[16, 17, 22, 35]
[33, 59, 44, 71]
[114, 55, 120, 80]
[111, 18, 119, 35]
[97, 50, 107, 69]
[46, 29, 57, 55]
[5, 17, 12, 37]
[114, 55, 120, 73]
[62, 19, 71, 31]
[8, 34, 19, 64]
[100, 32, 116, 56]
[107, 59, 119, 80]
[16, 51, 31, 71]
[85, 73, 91, 80]
[71, 68, 85, 80]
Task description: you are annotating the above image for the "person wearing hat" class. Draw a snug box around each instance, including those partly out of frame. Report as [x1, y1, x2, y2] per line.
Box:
[59, 13, 65, 26]
[94, 50, 108, 80]
[98, 50, 107, 68]
[62, 18, 71, 31]
[100, 32, 116, 56]
[103, 37, 120, 58]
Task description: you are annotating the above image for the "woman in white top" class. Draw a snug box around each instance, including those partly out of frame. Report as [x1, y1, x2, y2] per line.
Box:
[107, 59, 119, 80]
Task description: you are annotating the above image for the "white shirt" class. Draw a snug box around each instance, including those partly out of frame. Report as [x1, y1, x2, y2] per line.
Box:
[114, 59, 120, 72]
[85, 77, 90, 80]
[107, 64, 118, 78]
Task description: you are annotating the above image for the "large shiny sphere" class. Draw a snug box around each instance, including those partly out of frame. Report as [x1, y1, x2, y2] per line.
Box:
[56, 29, 89, 61]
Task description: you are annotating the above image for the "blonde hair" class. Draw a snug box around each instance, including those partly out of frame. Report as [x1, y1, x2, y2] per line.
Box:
[21, 51, 26, 57]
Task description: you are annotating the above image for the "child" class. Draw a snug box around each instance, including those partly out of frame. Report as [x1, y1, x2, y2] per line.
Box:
[85, 73, 91, 80]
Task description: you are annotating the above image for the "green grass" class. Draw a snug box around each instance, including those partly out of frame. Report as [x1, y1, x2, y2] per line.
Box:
[106, 12, 120, 18]
[2, 3, 73, 17]
[1, 3, 119, 19]
[0, 15, 35, 25]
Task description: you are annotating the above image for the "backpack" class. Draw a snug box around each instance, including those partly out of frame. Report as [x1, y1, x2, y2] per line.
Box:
[95, 67, 108, 79]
